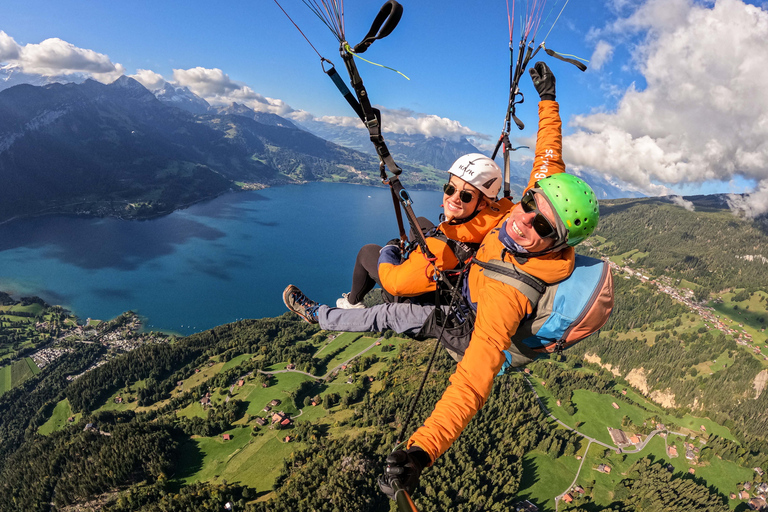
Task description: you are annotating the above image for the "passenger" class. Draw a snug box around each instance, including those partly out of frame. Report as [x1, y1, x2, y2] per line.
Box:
[332, 152, 508, 310]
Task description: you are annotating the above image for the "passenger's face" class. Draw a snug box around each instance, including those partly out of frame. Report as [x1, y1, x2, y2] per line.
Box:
[443, 177, 484, 221]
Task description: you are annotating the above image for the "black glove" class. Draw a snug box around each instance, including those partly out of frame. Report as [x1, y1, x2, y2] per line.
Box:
[377, 446, 431, 500]
[385, 238, 402, 248]
[529, 61, 556, 101]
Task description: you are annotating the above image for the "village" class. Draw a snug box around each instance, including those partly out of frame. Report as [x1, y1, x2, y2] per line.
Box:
[28, 312, 168, 378]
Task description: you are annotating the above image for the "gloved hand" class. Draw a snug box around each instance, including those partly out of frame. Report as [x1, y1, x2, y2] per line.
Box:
[377, 446, 431, 500]
[529, 61, 556, 101]
[385, 238, 403, 248]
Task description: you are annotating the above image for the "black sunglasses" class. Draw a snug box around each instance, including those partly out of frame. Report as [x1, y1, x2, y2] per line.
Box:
[443, 183, 477, 203]
[520, 191, 557, 239]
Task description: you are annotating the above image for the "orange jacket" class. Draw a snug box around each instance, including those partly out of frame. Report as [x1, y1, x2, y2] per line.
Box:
[407, 100, 575, 463]
[377, 199, 513, 297]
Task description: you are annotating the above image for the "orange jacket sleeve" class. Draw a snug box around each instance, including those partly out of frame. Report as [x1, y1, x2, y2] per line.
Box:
[378, 236, 459, 297]
[406, 278, 530, 462]
[524, 100, 565, 193]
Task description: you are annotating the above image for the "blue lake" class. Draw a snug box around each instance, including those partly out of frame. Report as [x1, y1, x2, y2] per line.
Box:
[0, 183, 444, 335]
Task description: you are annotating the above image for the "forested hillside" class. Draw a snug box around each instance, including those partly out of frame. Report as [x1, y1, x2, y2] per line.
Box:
[592, 195, 768, 295]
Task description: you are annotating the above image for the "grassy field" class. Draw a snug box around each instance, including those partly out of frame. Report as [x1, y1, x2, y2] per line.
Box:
[712, 290, 768, 346]
[221, 353, 256, 373]
[516, 449, 582, 512]
[0, 364, 10, 395]
[175, 426, 299, 493]
[523, 363, 749, 510]
[0, 357, 39, 396]
[531, 382, 648, 446]
[242, 372, 314, 417]
[38, 398, 81, 435]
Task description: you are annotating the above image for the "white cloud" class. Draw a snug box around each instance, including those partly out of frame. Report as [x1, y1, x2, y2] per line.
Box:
[0, 32, 124, 84]
[727, 181, 768, 218]
[311, 106, 486, 141]
[0, 31, 20, 60]
[130, 69, 166, 91]
[18, 37, 123, 80]
[670, 195, 695, 211]
[566, 0, 768, 216]
[172, 67, 294, 116]
[590, 40, 614, 70]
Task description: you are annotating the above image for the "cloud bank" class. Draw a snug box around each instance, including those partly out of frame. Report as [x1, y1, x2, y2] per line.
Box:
[314, 106, 485, 141]
[0, 30, 123, 84]
[567, 0, 768, 217]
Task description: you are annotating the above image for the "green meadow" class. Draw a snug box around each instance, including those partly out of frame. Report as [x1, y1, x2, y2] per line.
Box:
[39, 398, 81, 435]
[0, 357, 39, 396]
[516, 449, 582, 511]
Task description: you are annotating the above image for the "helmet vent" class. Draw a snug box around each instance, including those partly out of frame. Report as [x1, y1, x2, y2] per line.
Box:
[574, 219, 581, 226]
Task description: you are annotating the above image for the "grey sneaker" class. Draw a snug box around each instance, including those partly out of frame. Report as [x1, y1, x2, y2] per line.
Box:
[336, 292, 365, 309]
[283, 285, 320, 324]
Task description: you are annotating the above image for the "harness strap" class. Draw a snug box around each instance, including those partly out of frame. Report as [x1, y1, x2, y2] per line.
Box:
[324, 64, 365, 121]
[388, 174, 408, 244]
[429, 229, 479, 264]
[473, 258, 546, 307]
[387, 175, 435, 260]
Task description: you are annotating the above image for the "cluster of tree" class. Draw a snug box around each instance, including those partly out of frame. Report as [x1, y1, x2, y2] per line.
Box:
[575, 457, 730, 512]
[699, 435, 768, 475]
[594, 275, 688, 333]
[175, 399, 246, 437]
[100, 481, 256, 512]
[529, 360, 620, 405]
[0, 415, 179, 511]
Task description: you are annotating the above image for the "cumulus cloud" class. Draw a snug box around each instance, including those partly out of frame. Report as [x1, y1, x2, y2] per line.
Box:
[130, 69, 166, 91]
[670, 195, 695, 211]
[313, 107, 486, 141]
[0, 32, 124, 84]
[172, 67, 294, 115]
[590, 41, 615, 70]
[566, 0, 768, 217]
[0, 31, 20, 60]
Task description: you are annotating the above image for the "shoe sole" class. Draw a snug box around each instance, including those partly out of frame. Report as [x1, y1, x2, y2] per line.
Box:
[283, 284, 316, 323]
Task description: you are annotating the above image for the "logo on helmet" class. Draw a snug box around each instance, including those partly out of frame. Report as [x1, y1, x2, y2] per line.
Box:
[457, 163, 475, 176]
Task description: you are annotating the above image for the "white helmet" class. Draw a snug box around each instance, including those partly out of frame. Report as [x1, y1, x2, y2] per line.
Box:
[447, 153, 502, 199]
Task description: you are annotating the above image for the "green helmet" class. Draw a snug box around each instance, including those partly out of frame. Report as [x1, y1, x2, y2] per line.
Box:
[534, 174, 599, 247]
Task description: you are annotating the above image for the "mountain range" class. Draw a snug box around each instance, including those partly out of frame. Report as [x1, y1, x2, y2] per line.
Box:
[0, 76, 642, 223]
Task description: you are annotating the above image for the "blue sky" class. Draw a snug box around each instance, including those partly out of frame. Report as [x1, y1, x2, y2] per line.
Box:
[2, 0, 768, 215]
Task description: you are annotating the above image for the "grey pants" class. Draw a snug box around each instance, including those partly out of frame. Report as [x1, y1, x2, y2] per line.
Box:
[317, 303, 449, 336]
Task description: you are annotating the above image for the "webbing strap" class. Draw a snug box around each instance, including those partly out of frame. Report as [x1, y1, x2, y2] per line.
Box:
[353, 0, 403, 54]
[544, 47, 588, 72]
[388, 176, 435, 260]
[325, 65, 365, 121]
[502, 134, 511, 198]
[389, 178, 408, 243]
[474, 258, 546, 307]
